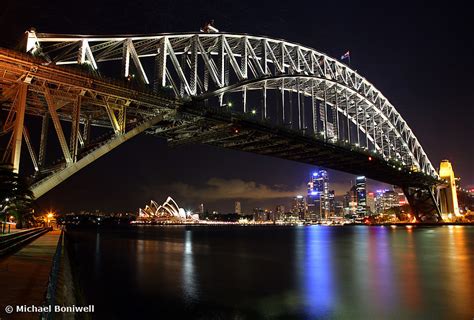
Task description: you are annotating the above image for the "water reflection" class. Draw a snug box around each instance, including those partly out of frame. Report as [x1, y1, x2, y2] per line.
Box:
[94, 231, 101, 274]
[182, 230, 197, 303]
[367, 227, 396, 317]
[301, 227, 334, 318]
[446, 226, 472, 316]
[401, 227, 422, 312]
[70, 226, 474, 319]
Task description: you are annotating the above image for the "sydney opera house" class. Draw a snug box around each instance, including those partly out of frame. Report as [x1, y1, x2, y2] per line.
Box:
[138, 196, 199, 222]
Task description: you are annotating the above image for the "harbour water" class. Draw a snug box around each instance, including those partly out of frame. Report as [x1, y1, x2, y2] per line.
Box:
[66, 225, 474, 319]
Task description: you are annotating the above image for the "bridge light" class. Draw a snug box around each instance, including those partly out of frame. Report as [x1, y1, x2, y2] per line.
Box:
[251, 109, 256, 115]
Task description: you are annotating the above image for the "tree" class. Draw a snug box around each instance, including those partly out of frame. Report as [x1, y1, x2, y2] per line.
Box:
[0, 164, 35, 229]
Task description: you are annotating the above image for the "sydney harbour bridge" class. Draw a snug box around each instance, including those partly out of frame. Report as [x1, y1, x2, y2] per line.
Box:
[0, 29, 462, 222]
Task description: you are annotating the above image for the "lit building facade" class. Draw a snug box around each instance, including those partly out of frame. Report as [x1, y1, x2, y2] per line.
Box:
[355, 176, 367, 216]
[393, 186, 408, 206]
[343, 187, 357, 216]
[334, 200, 344, 216]
[375, 189, 400, 214]
[234, 201, 241, 215]
[328, 190, 335, 214]
[275, 205, 285, 221]
[307, 170, 329, 220]
[253, 208, 267, 221]
[367, 192, 375, 214]
[292, 195, 307, 220]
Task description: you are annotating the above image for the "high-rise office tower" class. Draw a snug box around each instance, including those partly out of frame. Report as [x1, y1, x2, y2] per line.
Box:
[234, 201, 241, 215]
[307, 170, 329, 220]
[355, 176, 367, 216]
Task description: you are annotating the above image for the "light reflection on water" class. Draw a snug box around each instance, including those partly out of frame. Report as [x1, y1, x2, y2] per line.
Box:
[70, 225, 474, 319]
[301, 226, 334, 318]
[182, 230, 197, 303]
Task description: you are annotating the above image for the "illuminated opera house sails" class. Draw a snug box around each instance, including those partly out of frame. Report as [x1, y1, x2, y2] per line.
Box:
[139, 197, 199, 221]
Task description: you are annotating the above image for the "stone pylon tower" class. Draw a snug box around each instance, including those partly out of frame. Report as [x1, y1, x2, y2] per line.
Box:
[438, 160, 460, 218]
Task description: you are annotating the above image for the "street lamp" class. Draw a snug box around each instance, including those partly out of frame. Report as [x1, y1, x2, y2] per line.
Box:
[45, 212, 54, 228]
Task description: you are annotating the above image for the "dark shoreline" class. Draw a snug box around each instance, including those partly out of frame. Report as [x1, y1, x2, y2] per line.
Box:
[63, 222, 474, 230]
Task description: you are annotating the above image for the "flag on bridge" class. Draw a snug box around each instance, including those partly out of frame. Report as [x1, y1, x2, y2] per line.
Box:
[341, 51, 350, 60]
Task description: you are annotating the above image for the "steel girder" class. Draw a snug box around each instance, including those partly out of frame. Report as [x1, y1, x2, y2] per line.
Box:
[29, 30, 437, 179]
[0, 49, 179, 197]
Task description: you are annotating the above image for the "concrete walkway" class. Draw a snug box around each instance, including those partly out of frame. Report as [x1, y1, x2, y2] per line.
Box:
[0, 230, 60, 319]
[0, 224, 22, 237]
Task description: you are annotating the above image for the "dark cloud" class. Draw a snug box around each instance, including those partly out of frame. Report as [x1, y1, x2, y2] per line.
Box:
[170, 178, 307, 200]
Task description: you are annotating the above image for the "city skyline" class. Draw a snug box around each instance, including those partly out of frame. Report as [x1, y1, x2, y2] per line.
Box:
[131, 170, 395, 215]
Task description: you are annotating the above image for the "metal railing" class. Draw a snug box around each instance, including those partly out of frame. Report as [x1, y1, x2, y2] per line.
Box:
[40, 228, 64, 320]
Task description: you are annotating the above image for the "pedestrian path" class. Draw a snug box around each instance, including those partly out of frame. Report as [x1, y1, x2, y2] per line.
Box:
[0, 230, 61, 319]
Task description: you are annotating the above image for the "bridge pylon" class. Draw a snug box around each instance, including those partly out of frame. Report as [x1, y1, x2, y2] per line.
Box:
[438, 160, 460, 219]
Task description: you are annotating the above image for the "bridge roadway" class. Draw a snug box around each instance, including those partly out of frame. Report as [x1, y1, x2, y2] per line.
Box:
[160, 103, 438, 189]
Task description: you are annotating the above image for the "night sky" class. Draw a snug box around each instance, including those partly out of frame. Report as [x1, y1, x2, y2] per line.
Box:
[0, 1, 472, 214]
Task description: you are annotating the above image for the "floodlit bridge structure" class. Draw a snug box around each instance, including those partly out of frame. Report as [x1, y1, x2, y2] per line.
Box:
[0, 29, 456, 221]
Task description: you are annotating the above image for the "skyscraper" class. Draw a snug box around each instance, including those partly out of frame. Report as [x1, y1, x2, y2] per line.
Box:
[355, 176, 367, 216]
[334, 200, 344, 216]
[234, 201, 241, 215]
[292, 195, 307, 220]
[367, 192, 375, 214]
[393, 186, 408, 206]
[375, 189, 400, 214]
[253, 208, 267, 221]
[307, 170, 329, 220]
[275, 205, 285, 221]
[343, 191, 352, 210]
[328, 190, 335, 215]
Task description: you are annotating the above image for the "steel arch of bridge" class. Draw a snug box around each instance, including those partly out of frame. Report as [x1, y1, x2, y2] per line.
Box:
[28, 31, 437, 179]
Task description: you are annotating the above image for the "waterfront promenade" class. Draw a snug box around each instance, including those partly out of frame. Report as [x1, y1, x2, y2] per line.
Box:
[0, 230, 60, 319]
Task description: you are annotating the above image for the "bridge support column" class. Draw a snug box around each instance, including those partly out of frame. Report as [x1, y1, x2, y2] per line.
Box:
[70, 95, 81, 162]
[10, 83, 28, 173]
[403, 186, 442, 222]
[38, 113, 49, 169]
[154, 38, 167, 93]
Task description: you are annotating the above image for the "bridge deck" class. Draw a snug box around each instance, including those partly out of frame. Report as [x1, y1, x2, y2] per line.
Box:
[158, 104, 438, 189]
